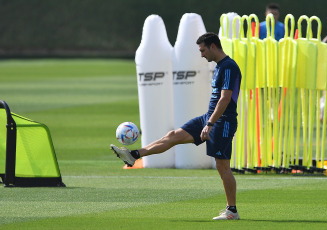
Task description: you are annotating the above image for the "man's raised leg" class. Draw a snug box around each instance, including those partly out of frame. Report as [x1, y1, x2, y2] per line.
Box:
[138, 128, 194, 157]
[111, 128, 194, 166]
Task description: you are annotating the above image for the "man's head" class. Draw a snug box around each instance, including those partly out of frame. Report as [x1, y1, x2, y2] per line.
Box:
[196, 32, 222, 49]
[265, 2, 280, 22]
[196, 32, 222, 62]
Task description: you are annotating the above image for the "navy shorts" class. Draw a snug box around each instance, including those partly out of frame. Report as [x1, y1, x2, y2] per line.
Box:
[181, 114, 237, 159]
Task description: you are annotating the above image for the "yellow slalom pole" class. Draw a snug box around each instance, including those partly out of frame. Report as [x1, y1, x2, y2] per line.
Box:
[250, 13, 267, 169]
[316, 90, 321, 164]
[220, 14, 235, 169]
[232, 15, 247, 171]
[233, 15, 242, 171]
[267, 88, 273, 167]
[322, 91, 327, 169]
[266, 13, 279, 169]
[278, 16, 289, 169]
[308, 89, 316, 168]
[280, 14, 297, 168]
[263, 80, 269, 167]
[279, 14, 297, 169]
[288, 88, 295, 166]
[283, 87, 293, 169]
[295, 90, 301, 166]
[296, 15, 318, 169]
[287, 15, 298, 167]
[305, 17, 318, 169]
[249, 13, 263, 170]
[266, 14, 273, 168]
[302, 88, 308, 167]
[309, 16, 321, 167]
[309, 16, 327, 170]
[241, 15, 256, 171]
[220, 14, 234, 58]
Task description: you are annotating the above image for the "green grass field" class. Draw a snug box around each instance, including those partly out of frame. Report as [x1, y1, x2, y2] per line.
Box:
[0, 59, 326, 230]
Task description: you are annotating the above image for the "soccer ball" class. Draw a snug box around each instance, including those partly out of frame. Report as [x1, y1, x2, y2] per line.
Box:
[116, 122, 140, 145]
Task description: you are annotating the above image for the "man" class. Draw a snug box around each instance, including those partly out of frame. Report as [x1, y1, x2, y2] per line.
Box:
[259, 3, 285, 41]
[111, 32, 242, 220]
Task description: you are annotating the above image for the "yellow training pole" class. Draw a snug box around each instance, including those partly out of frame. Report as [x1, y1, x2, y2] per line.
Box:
[250, 14, 267, 169]
[295, 90, 301, 166]
[220, 14, 234, 58]
[309, 16, 327, 170]
[279, 14, 297, 169]
[316, 90, 321, 164]
[241, 15, 256, 171]
[301, 89, 308, 167]
[308, 89, 316, 168]
[296, 15, 318, 169]
[286, 17, 298, 167]
[265, 13, 279, 169]
[278, 18, 288, 169]
[232, 15, 247, 170]
[220, 14, 236, 169]
[322, 91, 327, 169]
[249, 14, 263, 169]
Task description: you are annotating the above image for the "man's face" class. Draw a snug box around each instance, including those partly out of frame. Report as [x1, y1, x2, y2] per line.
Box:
[266, 9, 279, 22]
[198, 43, 214, 62]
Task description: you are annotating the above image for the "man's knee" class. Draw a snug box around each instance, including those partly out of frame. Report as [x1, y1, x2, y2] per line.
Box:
[161, 130, 175, 141]
[163, 129, 193, 145]
[163, 130, 181, 145]
[159, 130, 177, 145]
[165, 130, 176, 138]
[216, 159, 232, 176]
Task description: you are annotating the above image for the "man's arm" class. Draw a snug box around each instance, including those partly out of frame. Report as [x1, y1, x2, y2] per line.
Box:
[200, 89, 233, 141]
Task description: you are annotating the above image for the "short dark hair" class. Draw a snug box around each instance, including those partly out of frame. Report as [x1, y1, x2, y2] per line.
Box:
[266, 2, 280, 11]
[196, 32, 222, 49]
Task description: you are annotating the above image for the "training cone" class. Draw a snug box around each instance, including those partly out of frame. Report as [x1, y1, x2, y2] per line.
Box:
[123, 159, 144, 169]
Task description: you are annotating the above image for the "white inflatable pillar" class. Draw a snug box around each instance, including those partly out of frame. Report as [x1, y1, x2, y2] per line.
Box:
[173, 13, 212, 169]
[135, 15, 175, 168]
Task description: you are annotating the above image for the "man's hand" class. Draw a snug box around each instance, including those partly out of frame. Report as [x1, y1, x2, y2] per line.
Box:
[201, 125, 213, 141]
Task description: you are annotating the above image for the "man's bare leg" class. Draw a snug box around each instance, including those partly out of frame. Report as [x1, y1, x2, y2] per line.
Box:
[111, 128, 193, 166]
[212, 158, 239, 220]
[215, 159, 236, 206]
[139, 128, 194, 157]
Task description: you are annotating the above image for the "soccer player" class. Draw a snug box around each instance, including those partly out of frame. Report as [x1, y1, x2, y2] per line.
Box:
[111, 32, 242, 220]
[259, 3, 285, 41]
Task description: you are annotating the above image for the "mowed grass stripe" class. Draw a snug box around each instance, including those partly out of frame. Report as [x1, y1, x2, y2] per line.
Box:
[0, 75, 137, 114]
[0, 59, 136, 81]
[62, 174, 327, 179]
[1, 180, 326, 229]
